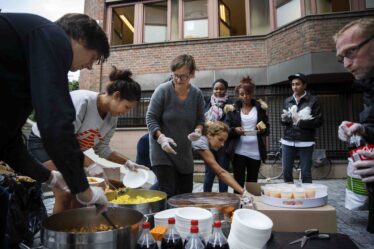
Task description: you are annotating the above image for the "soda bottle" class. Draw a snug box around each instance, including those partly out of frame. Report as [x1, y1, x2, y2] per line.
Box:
[205, 221, 229, 249]
[136, 221, 159, 249]
[184, 220, 205, 246]
[347, 123, 374, 194]
[161, 217, 183, 249]
[184, 226, 205, 249]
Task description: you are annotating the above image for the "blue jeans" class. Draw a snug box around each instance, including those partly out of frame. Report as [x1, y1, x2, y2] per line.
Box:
[203, 148, 229, 192]
[282, 144, 314, 183]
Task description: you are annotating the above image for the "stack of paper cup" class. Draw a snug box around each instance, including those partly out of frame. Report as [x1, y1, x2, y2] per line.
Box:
[228, 209, 273, 249]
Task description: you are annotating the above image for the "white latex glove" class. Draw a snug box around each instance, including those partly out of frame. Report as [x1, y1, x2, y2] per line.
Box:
[291, 110, 300, 125]
[187, 128, 202, 142]
[353, 151, 374, 183]
[124, 160, 149, 171]
[76, 186, 109, 213]
[338, 121, 365, 142]
[281, 109, 292, 123]
[85, 163, 105, 177]
[241, 189, 254, 205]
[48, 170, 70, 192]
[157, 134, 177, 154]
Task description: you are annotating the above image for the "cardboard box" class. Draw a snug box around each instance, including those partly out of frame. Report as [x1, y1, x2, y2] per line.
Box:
[252, 196, 337, 233]
[246, 182, 265, 196]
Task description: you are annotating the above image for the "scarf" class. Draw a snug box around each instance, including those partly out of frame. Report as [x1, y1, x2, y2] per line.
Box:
[205, 94, 228, 121]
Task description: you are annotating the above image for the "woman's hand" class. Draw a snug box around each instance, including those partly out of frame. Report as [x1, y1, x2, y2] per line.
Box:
[234, 127, 245, 135]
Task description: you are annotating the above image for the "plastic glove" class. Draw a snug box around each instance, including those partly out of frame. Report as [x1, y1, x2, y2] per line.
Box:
[76, 186, 109, 213]
[85, 163, 105, 177]
[241, 189, 254, 205]
[124, 160, 149, 171]
[48, 170, 70, 192]
[338, 121, 365, 142]
[291, 111, 300, 125]
[281, 109, 292, 123]
[353, 151, 374, 183]
[187, 128, 202, 142]
[157, 134, 177, 154]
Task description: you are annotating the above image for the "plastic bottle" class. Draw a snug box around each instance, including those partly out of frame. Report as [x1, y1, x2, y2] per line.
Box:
[184, 226, 205, 249]
[347, 123, 374, 194]
[183, 220, 205, 246]
[161, 217, 183, 249]
[136, 221, 159, 249]
[205, 221, 229, 249]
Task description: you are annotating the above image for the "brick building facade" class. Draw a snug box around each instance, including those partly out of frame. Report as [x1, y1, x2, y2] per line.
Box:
[79, 0, 374, 159]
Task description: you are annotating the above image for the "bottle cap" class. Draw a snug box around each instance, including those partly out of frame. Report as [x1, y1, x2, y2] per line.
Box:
[213, 220, 221, 228]
[142, 222, 151, 229]
[168, 217, 176, 224]
[191, 219, 198, 226]
[191, 226, 199, 233]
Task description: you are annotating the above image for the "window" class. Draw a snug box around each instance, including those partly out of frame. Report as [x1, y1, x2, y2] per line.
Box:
[304, 0, 313, 15]
[183, 0, 208, 39]
[170, 0, 179, 40]
[316, 0, 350, 13]
[250, 0, 270, 35]
[112, 5, 135, 45]
[144, 1, 167, 43]
[219, 0, 246, 37]
[367, 0, 374, 8]
[276, 0, 301, 27]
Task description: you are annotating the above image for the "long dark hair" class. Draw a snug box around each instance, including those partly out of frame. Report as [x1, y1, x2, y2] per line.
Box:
[107, 66, 141, 102]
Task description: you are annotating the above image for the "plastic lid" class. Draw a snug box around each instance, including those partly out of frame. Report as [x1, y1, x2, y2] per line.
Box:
[191, 219, 199, 225]
[191, 226, 199, 233]
[168, 217, 176, 224]
[142, 222, 151, 229]
[213, 220, 221, 228]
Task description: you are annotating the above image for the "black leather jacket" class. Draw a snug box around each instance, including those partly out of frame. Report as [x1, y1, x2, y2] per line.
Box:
[281, 92, 323, 142]
[354, 78, 374, 143]
[225, 99, 269, 162]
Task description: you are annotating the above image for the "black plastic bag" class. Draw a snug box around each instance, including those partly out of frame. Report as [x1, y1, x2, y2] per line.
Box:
[0, 174, 47, 248]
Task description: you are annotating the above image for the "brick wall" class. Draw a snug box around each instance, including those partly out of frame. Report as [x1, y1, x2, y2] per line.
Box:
[80, 5, 373, 91]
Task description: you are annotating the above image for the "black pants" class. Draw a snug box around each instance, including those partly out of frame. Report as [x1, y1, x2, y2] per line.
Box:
[232, 154, 261, 194]
[0, 185, 9, 249]
[368, 194, 374, 233]
[152, 165, 193, 198]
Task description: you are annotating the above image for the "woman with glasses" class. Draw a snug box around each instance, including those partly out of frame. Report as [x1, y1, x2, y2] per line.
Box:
[146, 54, 205, 198]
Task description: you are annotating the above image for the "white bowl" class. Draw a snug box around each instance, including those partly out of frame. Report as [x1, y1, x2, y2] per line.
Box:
[234, 209, 273, 232]
[87, 176, 105, 186]
[175, 207, 213, 221]
[122, 168, 148, 188]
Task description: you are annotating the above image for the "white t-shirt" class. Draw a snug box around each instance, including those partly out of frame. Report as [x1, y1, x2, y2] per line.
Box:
[235, 108, 260, 160]
[32, 90, 118, 158]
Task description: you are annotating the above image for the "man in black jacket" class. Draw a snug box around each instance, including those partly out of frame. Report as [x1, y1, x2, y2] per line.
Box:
[280, 73, 323, 183]
[0, 13, 110, 247]
[335, 17, 374, 233]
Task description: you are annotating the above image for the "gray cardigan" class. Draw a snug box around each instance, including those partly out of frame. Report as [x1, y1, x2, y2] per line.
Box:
[146, 80, 205, 174]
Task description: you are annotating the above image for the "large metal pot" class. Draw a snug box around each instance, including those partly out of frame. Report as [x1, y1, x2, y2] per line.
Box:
[41, 207, 143, 249]
[167, 192, 241, 236]
[106, 189, 167, 226]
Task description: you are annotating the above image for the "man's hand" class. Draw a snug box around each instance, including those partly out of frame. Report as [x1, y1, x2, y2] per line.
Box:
[281, 109, 292, 123]
[85, 163, 105, 177]
[48, 170, 70, 192]
[157, 134, 177, 154]
[124, 160, 149, 171]
[187, 128, 202, 142]
[76, 186, 109, 213]
[241, 189, 254, 205]
[353, 151, 374, 183]
[338, 121, 365, 142]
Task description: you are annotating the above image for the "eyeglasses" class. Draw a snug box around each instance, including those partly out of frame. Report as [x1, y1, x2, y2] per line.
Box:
[337, 35, 374, 63]
[172, 73, 190, 81]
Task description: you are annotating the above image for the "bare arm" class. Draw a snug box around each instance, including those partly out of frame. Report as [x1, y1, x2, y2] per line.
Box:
[197, 149, 244, 194]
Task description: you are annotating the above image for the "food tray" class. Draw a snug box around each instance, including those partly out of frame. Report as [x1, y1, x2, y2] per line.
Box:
[261, 193, 328, 208]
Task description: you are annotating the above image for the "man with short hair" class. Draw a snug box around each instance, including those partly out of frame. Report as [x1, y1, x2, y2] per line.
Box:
[0, 13, 110, 247]
[280, 73, 323, 183]
[334, 17, 374, 233]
